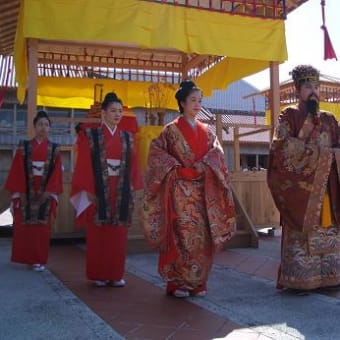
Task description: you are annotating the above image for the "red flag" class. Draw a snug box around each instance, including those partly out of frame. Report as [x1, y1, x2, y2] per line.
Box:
[322, 26, 337, 60]
[321, 0, 337, 61]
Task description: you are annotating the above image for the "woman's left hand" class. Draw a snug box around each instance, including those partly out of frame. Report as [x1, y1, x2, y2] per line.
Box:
[38, 192, 52, 204]
[193, 161, 205, 174]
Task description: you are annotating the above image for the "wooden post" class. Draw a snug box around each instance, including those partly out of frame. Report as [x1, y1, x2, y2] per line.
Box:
[27, 39, 38, 138]
[215, 112, 222, 144]
[181, 53, 188, 80]
[233, 126, 240, 172]
[269, 61, 280, 140]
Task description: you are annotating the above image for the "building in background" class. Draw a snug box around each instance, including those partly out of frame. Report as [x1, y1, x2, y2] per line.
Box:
[0, 55, 268, 184]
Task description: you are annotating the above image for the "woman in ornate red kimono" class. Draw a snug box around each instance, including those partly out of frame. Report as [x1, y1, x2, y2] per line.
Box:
[4, 110, 63, 271]
[142, 80, 236, 298]
[70, 92, 143, 287]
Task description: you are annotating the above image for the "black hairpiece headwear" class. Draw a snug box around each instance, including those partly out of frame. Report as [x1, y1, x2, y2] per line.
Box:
[33, 110, 51, 126]
[290, 65, 320, 88]
[175, 80, 201, 113]
[175, 80, 200, 101]
[101, 92, 123, 110]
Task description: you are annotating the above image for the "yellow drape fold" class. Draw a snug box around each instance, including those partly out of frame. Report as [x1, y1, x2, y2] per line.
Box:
[36, 77, 178, 110]
[15, 0, 287, 106]
[135, 126, 164, 170]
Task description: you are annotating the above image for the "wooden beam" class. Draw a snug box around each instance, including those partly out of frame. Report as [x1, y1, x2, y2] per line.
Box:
[27, 39, 38, 139]
[0, 28, 16, 40]
[0, 34, 16, 45]
[0, 47, 13, 55]
[215, 112, 223, 144]
[233, 126, 241, 172]
[38, 40, 183, 60]
[50, 117, 100, 123]
[0, 1, 20, 11]
[0, 21, 17, 33]
[38, 57, 182, 73]
[181, 53, 188, 79]
[269, 61, 280, 140]
[198, 120, 271, 130]
[223, 123, 270, 129]
[0, 13, 18, 25]
[236, 128, 270, 138]
[0, 8, 20, 20]
[183, 54, 208, 75]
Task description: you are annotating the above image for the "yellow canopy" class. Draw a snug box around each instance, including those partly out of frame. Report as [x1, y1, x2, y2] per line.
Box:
[37, 77, 178, 110]
[135, 126, 164, 170]
[15, 0, 288, 107]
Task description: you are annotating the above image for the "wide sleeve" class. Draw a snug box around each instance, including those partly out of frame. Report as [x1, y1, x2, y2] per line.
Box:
[70, 131, 95, 197]
[196, 130, 236, 250]
[3, 148, 26, 194]
[141, 128, 181, 248]
[144, 127, 181, 194]
[45, 147, 63, 195]
[70, 131, 96, 223]
[267, 108, 333, 231]
[196, 130, 232, 189]
[130, 138, 143, 191]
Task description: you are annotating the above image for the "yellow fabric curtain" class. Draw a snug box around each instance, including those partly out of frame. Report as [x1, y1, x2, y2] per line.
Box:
[15, 0, 287, 105]
[37, 77, 178, 110]
[36, 60, 270, 108]
[135, 126, 164, 171]
[196, 58, 268, 98]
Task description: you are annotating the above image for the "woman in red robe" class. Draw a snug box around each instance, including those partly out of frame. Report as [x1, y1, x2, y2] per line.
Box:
[70, 92, 143, 287]
[4, 110, 63, 271]
[142, 80, 236, 298]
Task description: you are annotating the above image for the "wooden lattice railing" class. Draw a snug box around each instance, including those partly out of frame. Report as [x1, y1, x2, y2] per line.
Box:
[142, 0, 287, 19]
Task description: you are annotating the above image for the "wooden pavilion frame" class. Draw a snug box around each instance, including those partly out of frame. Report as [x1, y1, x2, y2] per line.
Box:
[0, 0, 310, 246]
[0, 0, 309, 139]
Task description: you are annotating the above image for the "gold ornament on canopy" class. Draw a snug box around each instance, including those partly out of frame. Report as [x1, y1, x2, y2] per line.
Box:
[88, 83, 104, 118]
[144, 82, 176, 126]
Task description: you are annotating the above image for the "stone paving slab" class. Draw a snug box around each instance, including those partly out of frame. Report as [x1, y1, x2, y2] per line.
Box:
[0, 238, 123, 340]
[127, 251, 340, 340]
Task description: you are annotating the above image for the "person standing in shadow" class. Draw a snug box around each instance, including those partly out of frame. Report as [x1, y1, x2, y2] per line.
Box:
[4, 110, 63, 272]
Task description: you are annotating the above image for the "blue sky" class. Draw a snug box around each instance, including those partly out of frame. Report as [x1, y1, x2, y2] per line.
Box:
[244, 0, 339, 89]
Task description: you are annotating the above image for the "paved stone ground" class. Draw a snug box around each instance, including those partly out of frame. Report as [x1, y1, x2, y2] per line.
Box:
[127, 251, 340, 340]
[0, 238, 123, 340]
[2, 206, 340, 340]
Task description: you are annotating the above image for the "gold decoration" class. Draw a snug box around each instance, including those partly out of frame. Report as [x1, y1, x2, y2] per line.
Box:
[144, 82, 176, 126]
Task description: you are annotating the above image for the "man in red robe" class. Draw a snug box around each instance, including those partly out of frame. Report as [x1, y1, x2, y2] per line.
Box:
[268, 65, 340, 292]
[4, 110, 63, 271]
[142, 80, 236, 298]
[70, 92, 143, 287]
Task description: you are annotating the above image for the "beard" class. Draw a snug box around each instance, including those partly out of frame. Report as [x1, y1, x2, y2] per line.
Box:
[306, 95, 319, 116]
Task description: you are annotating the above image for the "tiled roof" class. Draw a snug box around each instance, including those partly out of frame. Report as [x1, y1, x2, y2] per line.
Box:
[198, 80, 269, 144]
[202, 80, 265, 112]
[200, 109, 270, 144]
